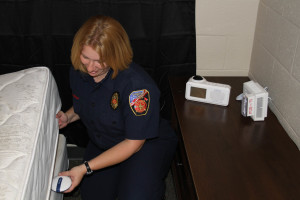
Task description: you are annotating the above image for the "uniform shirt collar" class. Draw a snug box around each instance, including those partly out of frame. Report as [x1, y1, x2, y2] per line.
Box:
[80, 68, 114, 90]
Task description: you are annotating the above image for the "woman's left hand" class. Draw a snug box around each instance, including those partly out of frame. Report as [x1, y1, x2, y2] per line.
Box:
[58, 164, 86, 193]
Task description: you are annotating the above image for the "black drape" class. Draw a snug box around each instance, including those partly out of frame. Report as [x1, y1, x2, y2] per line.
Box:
[0, 0, 195, 146]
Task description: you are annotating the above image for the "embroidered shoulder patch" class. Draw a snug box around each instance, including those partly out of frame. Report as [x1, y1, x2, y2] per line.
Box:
[129, 89, 150, 116]
[111, 92, 119, 110]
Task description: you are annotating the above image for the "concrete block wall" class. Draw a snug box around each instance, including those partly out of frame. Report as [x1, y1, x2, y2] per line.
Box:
[195, 0, 259, 76]
[195, 0, 300, 149]
[249, 0, 300, 149]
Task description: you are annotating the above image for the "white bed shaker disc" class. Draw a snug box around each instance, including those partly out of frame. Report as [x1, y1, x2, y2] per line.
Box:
[51, 176, 72, 192]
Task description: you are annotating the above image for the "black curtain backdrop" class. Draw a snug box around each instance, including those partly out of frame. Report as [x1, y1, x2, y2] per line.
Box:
[0, 0, 195, 146]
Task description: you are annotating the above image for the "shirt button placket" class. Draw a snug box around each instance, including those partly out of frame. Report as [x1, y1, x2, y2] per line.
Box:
[90, 102, 95, 125]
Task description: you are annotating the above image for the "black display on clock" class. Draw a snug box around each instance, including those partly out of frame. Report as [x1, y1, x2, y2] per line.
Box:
[190, 86, 206, 99]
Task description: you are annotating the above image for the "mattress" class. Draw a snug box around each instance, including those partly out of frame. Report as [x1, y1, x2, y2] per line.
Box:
[50, 134, 69, 200]
[0, 67, 62, 200]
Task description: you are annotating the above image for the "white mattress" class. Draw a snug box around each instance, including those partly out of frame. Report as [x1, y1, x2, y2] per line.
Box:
[0, 67, 62, 200]
[50, 134, 69, 200]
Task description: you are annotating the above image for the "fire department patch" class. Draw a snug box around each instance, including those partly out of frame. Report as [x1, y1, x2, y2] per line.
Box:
[129, 89, 150, 116]
[110, 92, 120, 110]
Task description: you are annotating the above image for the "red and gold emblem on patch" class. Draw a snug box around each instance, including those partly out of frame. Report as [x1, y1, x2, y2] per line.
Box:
[129, 89, 150, 116]
[111, 92, 119, 110]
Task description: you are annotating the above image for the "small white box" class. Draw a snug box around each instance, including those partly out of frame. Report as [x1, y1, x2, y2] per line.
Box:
[242, 80, 268, 121]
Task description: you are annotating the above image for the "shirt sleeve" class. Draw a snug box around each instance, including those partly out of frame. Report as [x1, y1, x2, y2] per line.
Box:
[122, 82, 161, 140]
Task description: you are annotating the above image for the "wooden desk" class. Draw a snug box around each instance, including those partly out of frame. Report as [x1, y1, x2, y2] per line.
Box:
[169, 76, 300, 200]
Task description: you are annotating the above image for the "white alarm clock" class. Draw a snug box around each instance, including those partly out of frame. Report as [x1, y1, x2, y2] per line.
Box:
[185, 75, 231, 106]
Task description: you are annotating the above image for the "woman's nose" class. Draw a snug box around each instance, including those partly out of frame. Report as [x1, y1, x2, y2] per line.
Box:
[86, 60, 95, 70]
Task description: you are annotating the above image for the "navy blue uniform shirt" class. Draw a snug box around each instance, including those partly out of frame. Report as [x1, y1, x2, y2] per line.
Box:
[70, 63, 174, 150]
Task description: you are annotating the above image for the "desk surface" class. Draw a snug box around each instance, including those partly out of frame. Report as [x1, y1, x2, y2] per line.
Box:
[169, 76, 300, 200]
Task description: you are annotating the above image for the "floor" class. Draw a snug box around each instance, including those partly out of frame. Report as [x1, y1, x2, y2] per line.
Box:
[63, 146, 177, 200]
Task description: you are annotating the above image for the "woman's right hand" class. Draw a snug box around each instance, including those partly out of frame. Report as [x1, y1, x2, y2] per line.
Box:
[56, 111, 69, 129]
[58, 164, 86, 193]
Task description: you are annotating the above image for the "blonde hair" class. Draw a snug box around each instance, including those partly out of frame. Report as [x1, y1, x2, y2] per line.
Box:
[71, 15, 133, 78]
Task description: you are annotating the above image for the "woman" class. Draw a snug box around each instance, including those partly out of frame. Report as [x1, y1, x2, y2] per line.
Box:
[56, 15, 177, 200]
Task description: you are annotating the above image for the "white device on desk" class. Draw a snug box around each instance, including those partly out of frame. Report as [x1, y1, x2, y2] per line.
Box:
[185, 75, 231, 106]
[241, 80, 268, 121]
